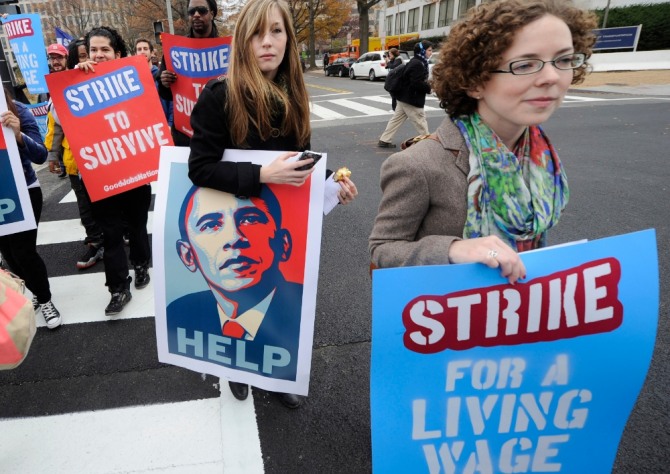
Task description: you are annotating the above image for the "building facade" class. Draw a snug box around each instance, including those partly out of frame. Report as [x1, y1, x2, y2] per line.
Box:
[373, 0, 668, 40]
[16, 0, 128, 42]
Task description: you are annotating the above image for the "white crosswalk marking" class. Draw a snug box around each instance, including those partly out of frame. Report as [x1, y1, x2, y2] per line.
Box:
[32, 271, 153, 327]
[0, 395, 262, 474]
[329, 98, 392, 116]
[359, 95, 392, 106]
[310, 102, 347, 120]
[308, 94, 610, 123]
[36, 213, 154, 246]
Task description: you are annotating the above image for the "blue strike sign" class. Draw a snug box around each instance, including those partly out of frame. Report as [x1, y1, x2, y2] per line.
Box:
[64, 66, 144, 117]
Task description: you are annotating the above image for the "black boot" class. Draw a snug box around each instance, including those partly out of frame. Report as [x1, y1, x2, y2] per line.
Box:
[228, 382, 249, 401]
[105, 276, 132, 316]
[276, 392, 303, 409]
[134, 262, 151, 289]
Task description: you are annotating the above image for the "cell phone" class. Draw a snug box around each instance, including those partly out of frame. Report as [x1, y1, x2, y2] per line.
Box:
[296, 150, 323, 171]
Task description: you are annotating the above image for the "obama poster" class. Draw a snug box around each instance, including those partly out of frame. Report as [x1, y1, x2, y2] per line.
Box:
[153, 147, 325, 396]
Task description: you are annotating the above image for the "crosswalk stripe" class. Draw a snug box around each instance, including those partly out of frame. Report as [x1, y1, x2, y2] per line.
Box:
[32, 271, 154, 327]
[358, 95, 442, 112]
[0, 394, 262, 474]
[360, 95, 392, 105]
[310, 102, 346, 120]
[328, 98, 392, 116]
[36, 212, 154, 246]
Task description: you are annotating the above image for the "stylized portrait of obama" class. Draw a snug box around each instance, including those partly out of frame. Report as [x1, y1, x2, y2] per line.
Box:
[166, 185, 303, 381]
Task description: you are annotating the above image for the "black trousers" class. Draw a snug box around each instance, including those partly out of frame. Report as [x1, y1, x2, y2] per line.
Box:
[0, 187, 51, 303]
[69, 174, 103, 246]
[91, 185, 151, 291]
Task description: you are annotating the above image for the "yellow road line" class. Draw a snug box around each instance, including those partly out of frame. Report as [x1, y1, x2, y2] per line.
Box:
[306, 83, 352, 94]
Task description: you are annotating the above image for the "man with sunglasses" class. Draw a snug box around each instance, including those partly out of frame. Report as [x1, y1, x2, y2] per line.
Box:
[158, 0, 219, 146]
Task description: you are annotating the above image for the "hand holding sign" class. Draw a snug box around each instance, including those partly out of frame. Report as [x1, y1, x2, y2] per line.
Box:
[449, 235, 527, 284]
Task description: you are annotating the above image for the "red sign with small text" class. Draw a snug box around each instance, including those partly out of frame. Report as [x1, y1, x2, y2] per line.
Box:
[46, 56, 173, 201]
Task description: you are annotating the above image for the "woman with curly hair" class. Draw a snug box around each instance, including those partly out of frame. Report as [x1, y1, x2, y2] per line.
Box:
[78, 27, 152, 317]
[370, 0, 597, 281]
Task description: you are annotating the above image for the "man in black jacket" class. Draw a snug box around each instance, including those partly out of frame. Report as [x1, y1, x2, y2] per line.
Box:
[158, 0, 219, 146]
[378, 41, 433, 148]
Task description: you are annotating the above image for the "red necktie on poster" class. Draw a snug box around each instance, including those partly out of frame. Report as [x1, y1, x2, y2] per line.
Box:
[222, 320, 246, 339]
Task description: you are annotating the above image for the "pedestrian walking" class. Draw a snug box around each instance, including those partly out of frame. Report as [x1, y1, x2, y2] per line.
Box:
[370, 0, 597, 278]
[385, 48, 403, 111]
[0, 88, 62, 328]
[77, 26, 152, 316]
[378, 41, 433, 148]
[44, 42, 105, 271]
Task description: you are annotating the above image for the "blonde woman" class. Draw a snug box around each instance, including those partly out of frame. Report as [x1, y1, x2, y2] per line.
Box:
[188, 0, 357, 408]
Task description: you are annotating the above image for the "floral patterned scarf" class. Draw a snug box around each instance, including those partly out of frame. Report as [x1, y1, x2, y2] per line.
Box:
[453, 113, 569, 251]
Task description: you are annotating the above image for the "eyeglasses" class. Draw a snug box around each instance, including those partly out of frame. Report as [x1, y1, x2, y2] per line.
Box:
[188, 6, 209, 16]
[492, 53, 586, 76]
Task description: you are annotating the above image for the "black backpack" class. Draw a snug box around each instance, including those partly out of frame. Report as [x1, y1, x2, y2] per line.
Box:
[384, 63, 406, 93]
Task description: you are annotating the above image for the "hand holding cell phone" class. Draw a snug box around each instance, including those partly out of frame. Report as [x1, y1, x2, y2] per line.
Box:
[296, 150, 323, 171]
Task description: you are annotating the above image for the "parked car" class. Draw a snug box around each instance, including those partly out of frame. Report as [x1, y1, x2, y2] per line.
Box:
[325, 57, 354, 77]
[350, 50, 410, 81]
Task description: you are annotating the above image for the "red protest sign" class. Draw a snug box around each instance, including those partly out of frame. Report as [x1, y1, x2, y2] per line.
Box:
[162, 34, 231, 138]
[45, 56, 173, 201]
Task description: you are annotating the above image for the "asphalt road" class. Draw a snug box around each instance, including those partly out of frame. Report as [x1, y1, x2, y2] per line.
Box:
[1, 75, 668, 473]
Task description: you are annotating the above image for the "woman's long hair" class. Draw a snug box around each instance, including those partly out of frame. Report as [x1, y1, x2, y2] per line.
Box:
[226, 0, 310, 148]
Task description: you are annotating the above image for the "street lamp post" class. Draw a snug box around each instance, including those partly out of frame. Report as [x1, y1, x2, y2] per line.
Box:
[165, 0, 175, 34]
[602, 0, 611, 29]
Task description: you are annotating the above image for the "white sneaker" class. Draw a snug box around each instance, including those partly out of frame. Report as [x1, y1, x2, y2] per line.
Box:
[41, 300, 62, 329]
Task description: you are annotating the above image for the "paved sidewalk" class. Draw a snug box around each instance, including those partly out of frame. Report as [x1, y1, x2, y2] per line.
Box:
[571, 70, 670, 96]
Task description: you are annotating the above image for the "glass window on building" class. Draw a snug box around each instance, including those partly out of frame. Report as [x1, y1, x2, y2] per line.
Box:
[386, 15, 393, 36]
[395, 11, 406, 35]
[438, 0, 455, 27]
[408, 8, 419, 33]
[422, 3, 436, 30]
[458, 0, 477, 17]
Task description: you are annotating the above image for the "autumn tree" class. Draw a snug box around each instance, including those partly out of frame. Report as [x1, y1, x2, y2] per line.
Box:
[288, 0, 350, 66]
[121, 0, 237, 55]
[38, 0, 116, 40]
[356, 0, 384, 55]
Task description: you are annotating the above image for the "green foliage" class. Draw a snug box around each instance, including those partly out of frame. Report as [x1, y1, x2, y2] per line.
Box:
[594, 3, 670, 51]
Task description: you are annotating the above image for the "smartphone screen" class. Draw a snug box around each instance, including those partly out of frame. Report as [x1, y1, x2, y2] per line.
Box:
[296, 151, 323, 171]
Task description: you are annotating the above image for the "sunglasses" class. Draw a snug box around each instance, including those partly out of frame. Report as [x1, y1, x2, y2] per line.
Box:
[188, 6, 209, 16]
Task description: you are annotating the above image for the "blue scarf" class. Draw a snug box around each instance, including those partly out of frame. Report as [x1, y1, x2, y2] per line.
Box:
[415, 47, 429, 70]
